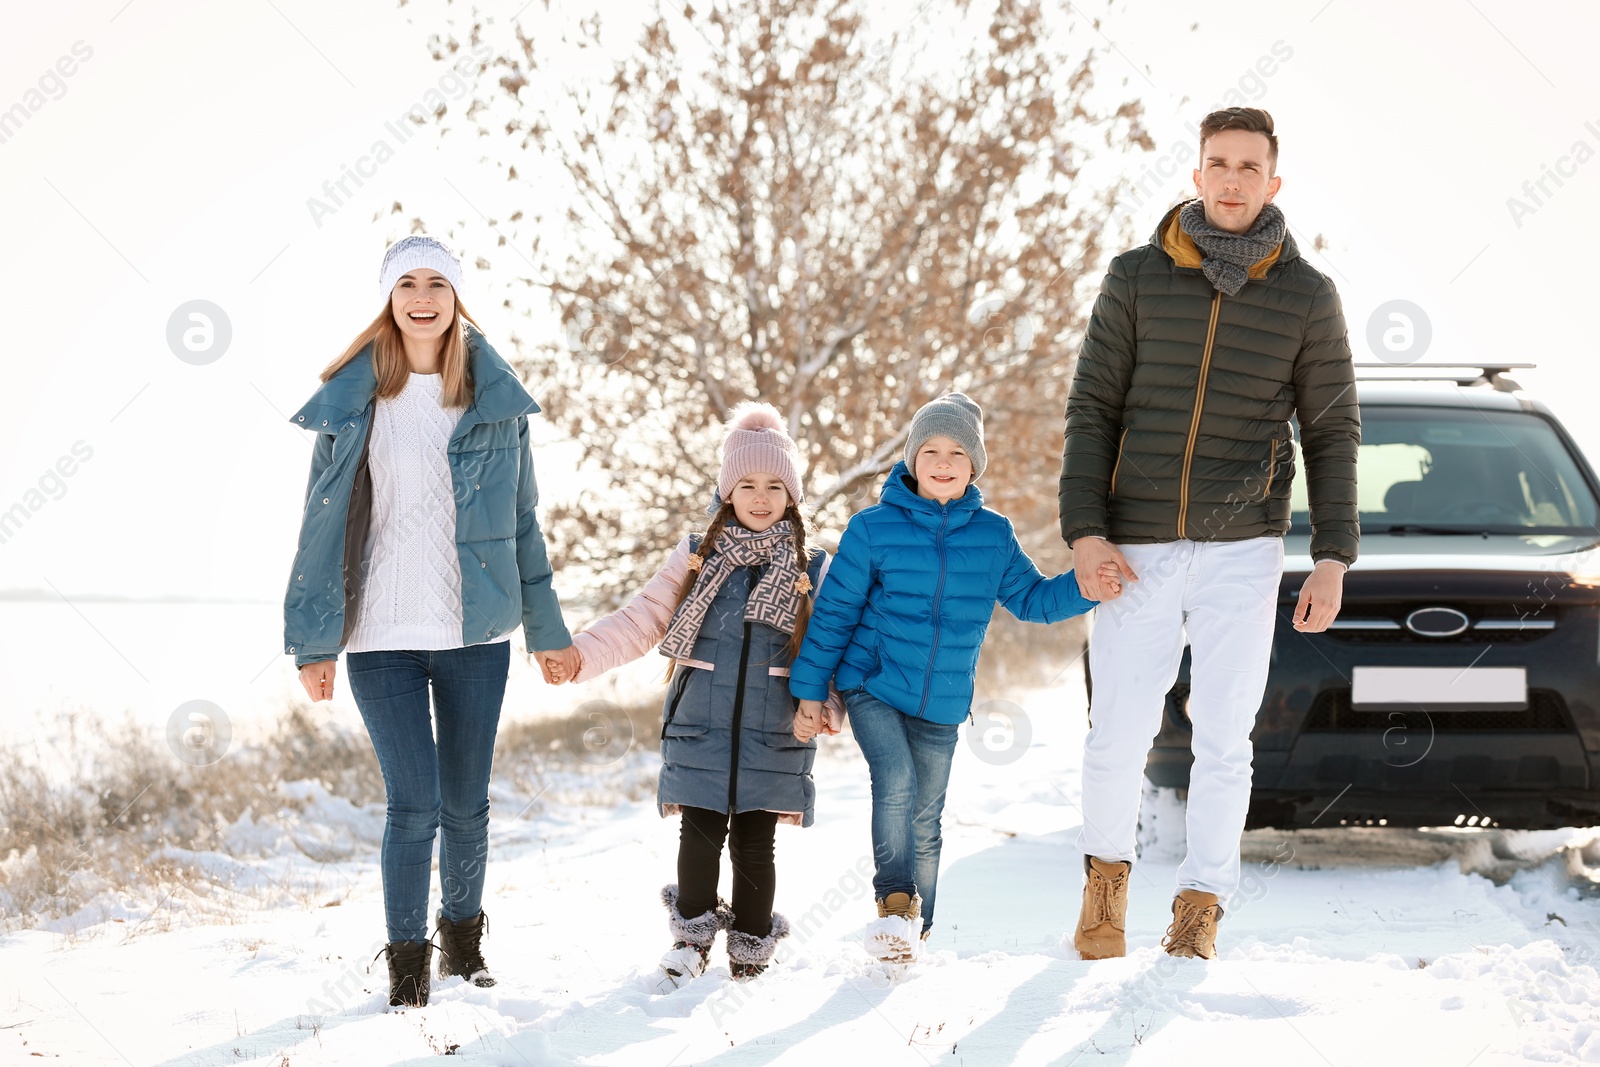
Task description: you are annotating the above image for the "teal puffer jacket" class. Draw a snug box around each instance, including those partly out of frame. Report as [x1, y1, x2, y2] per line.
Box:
[283, 325, 570, 667]
[789, 462, 1096, 724]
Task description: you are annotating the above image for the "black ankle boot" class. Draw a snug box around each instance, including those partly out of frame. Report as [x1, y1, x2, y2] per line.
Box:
[436, 910, 496, 988]
[376, 940, 432, 1007]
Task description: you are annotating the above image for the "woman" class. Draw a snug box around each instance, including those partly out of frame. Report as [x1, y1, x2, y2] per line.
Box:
[282, 235, 574, 1008]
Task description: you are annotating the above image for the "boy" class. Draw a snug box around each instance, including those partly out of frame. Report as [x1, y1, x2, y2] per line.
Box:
[790, 392, 1111, 963]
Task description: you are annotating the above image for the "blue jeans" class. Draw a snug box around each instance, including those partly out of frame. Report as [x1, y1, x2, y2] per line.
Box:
[845, 688, 960, 932]
[346, 641, 510, 943]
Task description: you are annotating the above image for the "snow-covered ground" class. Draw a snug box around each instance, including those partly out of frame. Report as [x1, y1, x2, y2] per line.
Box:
[5, 662, 1600, 1066]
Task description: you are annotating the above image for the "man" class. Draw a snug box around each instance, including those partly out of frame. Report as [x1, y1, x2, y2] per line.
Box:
[1059, 107, 1358, 960]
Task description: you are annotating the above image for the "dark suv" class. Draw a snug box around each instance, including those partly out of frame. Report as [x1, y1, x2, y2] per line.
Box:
[1119, 364, 1600, 830]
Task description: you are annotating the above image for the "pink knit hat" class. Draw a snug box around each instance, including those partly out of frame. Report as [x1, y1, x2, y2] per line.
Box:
[719, 402, 805, 506]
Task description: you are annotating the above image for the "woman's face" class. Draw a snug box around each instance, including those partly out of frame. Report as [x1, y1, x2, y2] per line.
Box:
[390, 270, 456, 350]
[728, 472, 789, 534]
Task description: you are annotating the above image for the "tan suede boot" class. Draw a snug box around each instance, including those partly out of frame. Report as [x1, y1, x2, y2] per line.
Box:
[1074, 856, 1130, 960]
[1161, 889, 1224, 959]
[867, 892, 922, 964]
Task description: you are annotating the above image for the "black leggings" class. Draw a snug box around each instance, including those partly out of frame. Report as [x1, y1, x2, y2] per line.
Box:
[676, 806, 778, 937]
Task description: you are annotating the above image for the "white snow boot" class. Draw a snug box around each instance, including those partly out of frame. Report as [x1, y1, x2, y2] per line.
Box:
[726, 911, 790, 981]
[650, 884, 730, 994]
[865, 892, 923, 964]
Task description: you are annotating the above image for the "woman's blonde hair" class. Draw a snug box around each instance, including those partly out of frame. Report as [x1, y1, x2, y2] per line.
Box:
[318, 288, 480, 407]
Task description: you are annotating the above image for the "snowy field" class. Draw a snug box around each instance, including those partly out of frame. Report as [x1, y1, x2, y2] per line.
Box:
[4, 655, 1600, 1066]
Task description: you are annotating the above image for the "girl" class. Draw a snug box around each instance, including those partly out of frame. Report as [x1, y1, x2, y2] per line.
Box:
[555, 403, 843, 990]
[283, 235, 577, 1008]
[789, 392, 1111, 965]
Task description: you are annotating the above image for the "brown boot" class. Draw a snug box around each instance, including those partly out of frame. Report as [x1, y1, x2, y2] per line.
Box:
[1161, 889, 1223, 959]
[867, 892, 922, 964]
[1074, 856, 1130, 960]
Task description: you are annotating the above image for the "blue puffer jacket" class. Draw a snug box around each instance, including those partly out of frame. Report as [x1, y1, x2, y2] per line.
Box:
[789, 461, 1096, 724]
[283, 324, 570, 667]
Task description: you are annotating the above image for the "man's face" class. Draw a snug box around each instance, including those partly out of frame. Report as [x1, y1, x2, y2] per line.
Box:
[1191, 129, 1282, 234]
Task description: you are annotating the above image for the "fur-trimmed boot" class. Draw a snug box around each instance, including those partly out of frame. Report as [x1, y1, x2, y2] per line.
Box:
[865, 892, 922, 964]
[726, 912, 790, 980]
[436, 910, 496, 988]
[651, 885, 731, 994]
[375, 940, 433, 1008]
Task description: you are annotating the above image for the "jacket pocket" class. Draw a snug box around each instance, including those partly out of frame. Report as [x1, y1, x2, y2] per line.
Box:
[660, 666, 700, 739]
[453, 446, 518, 542]
[759, 674, 802, 738]
[1263, 437, 1278, 499]
[865, 641, 884, 687]
[1109, 428, 1129, 496]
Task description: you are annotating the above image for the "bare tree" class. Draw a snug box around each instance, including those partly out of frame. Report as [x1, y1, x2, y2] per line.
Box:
[412, 0, 1152, 607]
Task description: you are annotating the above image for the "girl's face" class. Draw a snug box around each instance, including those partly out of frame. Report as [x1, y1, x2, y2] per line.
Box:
[391, 270, 456, 351]
[914, 436, 973, 504]
[728, 472, 789, 533]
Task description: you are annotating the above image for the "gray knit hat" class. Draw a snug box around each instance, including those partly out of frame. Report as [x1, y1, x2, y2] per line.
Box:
[905, 392, 987, 480]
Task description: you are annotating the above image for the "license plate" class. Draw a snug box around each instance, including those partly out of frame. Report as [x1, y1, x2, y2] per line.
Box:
[1350, 666, 1528, 711]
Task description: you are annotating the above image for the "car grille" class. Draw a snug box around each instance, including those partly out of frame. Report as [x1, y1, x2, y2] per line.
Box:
[1316, 603, 1559, 643]
[1300, 688, 1573, 732]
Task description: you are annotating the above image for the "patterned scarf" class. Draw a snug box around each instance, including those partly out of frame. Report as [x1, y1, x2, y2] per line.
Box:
[658, 520, 806, 661]
[1178, 199, 1286, 296]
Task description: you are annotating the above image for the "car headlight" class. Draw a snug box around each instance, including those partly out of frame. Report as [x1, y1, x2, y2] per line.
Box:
[1566, 545, 1600, 588]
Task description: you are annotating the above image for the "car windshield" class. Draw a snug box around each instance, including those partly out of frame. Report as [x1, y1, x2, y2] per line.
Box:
[1289, 405, 1600, 535]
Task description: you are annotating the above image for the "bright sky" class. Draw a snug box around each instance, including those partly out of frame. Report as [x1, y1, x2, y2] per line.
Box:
[2, 0, 1598, 602]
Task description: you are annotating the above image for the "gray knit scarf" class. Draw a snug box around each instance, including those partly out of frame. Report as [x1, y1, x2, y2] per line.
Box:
[1177, 200, 1286, 296]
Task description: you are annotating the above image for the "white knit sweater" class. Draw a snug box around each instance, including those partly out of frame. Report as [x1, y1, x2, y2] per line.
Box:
[344, 373, 512, 653]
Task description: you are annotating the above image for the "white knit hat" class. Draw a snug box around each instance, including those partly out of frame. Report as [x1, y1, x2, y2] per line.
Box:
[719, 402, 805, 507]
[378, 235, 464, 300]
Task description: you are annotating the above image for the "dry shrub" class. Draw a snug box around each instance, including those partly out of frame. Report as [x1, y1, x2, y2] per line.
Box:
[1, 698, 665, 930]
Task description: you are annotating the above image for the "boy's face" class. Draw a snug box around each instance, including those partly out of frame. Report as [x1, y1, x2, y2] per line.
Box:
[728, 472, 789, 533]
[914, 436, 973, 504]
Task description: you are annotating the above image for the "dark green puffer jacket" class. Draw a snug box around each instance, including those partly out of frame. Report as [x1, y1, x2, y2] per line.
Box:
[1059, 201, 1360, 566]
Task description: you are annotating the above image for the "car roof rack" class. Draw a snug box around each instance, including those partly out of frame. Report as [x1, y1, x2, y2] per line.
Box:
[1352, 362, 1536, 392]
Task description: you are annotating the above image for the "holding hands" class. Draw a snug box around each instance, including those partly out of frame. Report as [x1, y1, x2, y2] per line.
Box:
[536, 645, 583, 685]
[1095, 560, 1125, 599]
[792, 698, 842, 743]
[1074, 536, 1139, 602]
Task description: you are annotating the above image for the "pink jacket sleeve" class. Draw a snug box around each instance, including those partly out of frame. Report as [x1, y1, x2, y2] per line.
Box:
[571, 537, 691, 683]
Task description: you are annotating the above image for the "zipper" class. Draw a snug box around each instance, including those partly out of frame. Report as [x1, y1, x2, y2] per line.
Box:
[725, 567, 758, 813]
[1264, 437, 1278, 498]
[1109, 427, 1129, 495]
[1177, 289, 1223, 538]
[916, 508, 951, 719]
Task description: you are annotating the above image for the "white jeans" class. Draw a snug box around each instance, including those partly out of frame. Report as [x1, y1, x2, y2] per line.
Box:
[1078, 536, 1284, 903]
